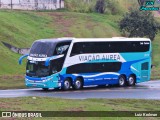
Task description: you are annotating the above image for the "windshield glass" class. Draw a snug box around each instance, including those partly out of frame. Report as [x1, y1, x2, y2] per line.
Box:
[26, 61, 50, 77]
[29, 41, 55, 58]
[26, 58, 64, 77]
[27, 41, 71, 77]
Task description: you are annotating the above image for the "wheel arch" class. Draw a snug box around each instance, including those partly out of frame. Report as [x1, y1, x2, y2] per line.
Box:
[120, 74, 127, 80]
[64, 77, 73, 84]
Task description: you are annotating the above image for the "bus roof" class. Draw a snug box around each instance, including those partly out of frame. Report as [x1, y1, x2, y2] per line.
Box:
[71, 37, 151, 42]
[34, 37, 150, 43]
[35, 38, 72, 44]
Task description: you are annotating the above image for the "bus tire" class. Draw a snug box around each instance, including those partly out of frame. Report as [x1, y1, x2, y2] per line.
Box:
[73, 77, 83, 90]
[62, 78, 71, 91]
[128, 75, 136, 86]
[118, 75, 126, 87]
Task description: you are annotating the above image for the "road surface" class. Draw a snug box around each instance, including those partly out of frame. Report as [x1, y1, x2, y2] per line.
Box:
[0, 80, 160, 99]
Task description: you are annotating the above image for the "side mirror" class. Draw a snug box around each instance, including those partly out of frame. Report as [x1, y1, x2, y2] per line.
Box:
[18, 54, 29, 65]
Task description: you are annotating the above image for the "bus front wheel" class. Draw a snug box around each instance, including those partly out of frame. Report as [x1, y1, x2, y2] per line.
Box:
[73, 77, 83, 90]
[128, 75, 136, 86]
[118, 75, 126, 87]
[62, 78, 71, 90]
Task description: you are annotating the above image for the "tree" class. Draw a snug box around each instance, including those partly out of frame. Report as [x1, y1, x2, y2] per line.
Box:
[95, 0, 106, 14]
[138, 0, 146, 6]
[119, 9, 160, 40]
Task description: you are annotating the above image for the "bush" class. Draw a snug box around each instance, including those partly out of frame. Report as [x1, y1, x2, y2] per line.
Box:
[95, 0, 106, 14]
[65, 0, 122, 15]
[95, 0, 122, 14]
[65, 0, 96, 13]
[119, 9, 160, 40]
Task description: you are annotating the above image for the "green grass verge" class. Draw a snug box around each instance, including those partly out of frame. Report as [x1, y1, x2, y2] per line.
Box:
[0, 75, 25, 89]
[0, 97, 160, 120]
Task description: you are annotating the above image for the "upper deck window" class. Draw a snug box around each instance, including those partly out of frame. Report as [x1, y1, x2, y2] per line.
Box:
[30, 40, 71, 58]
[70, 41, 150, 56]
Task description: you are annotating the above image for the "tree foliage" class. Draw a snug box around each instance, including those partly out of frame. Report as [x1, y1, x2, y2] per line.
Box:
[95, 0, 106, 13]
[65, 0, 96, 13]
[95, 0, 122, 14]
[119, 9, 160, 40]
[138, 0, 146, 6]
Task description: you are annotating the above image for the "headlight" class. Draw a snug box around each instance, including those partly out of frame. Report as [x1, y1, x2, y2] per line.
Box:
[47, 77, 53, 81]
[42, 77, 53, 82]
[42, 80, 47, 82]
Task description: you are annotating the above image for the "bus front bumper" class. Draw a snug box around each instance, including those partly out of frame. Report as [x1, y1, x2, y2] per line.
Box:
[25, 76, 61, 89]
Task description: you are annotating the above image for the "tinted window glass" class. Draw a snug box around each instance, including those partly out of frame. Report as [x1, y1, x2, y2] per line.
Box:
[71, 41, 150, 56]
[66, 62, 122, 74]
[141, 62, 149, 70]
[54, 42, 71, 55]
[30, 42, 55, 58]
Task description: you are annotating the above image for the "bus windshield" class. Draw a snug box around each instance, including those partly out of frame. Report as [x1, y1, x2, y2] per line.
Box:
[29, 41, 56, 58]
[27, 40, 71, 77]
[26, 61, 50, 77]
[26, 56, 65, 77]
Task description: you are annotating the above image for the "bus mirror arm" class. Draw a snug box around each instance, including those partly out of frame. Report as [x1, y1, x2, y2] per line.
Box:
[18, 54, 29, 65]
[45, 54, 64, 67]
[45, 56, 55, 67]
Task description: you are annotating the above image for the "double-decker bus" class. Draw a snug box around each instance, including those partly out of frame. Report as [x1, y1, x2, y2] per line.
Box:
[19, 37, 152, 90]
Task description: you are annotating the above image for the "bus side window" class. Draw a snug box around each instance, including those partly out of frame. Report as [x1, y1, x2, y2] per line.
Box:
[54, 42, 70, 56]
[70, 43, 82, 56]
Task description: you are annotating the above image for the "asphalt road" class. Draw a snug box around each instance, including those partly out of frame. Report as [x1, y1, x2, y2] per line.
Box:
[0, 80, 160, 99]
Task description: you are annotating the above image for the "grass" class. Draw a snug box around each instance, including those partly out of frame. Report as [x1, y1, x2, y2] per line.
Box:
[0, 97, 160, 119]
[0, 10, 55, 75]
[0, 75, 25, 89]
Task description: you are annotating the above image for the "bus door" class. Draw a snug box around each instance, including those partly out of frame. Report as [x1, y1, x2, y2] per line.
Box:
[141, 62, 149, 81]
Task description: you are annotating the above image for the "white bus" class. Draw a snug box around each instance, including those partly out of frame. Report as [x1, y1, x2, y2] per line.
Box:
[19, 37, 152, 90]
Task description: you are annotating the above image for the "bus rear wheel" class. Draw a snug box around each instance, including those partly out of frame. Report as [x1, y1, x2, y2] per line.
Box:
[73, 77, 83, 90]
[118, 75, 126, 87]
[62, 78, 71, 90]
[128, 75, 136, 86]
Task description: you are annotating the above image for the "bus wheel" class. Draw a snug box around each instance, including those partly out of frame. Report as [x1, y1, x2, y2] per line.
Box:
[63, 78, 71, 90]
[128, 75, 136, 86]
[73, 77, 83, 90]
[118, 75, 126, 87]
[42, 88, 49, 91]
